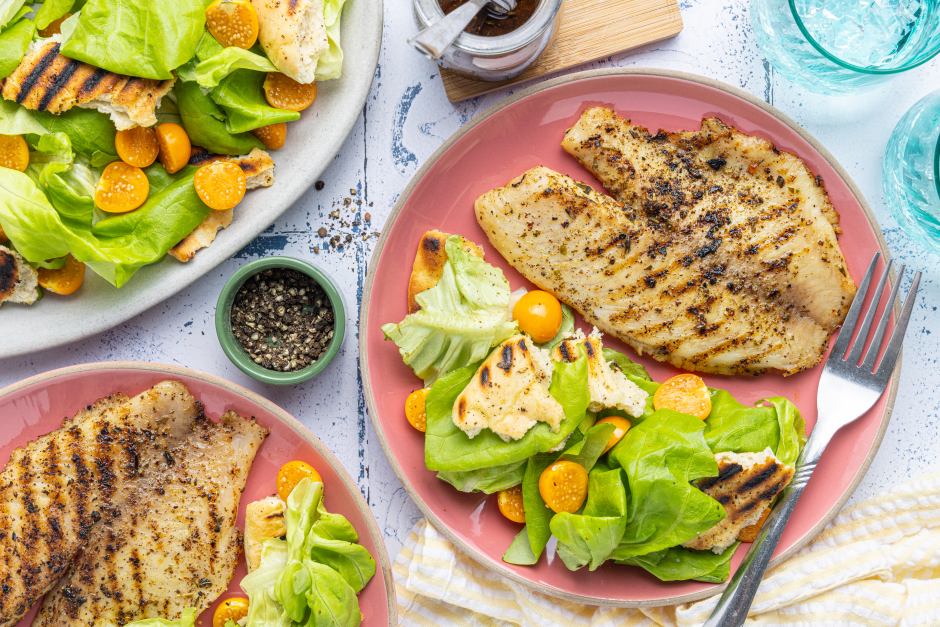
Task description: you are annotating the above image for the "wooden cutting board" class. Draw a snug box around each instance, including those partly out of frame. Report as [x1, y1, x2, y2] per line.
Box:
[440, 0, 684, 102]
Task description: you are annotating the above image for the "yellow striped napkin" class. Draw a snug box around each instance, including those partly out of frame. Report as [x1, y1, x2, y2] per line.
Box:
[394, 473, 940, 626]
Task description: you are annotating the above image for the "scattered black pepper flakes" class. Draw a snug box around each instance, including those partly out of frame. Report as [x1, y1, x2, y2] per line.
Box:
[314, 181, 325, 191]
[230, 269, 335, 373]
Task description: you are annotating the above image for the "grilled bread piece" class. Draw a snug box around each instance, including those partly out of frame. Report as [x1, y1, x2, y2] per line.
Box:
[0, 382, 200, 627]
[33, 411, 268, 627]
[244, 495, 287, 572]
[453, 335, 562, 442]
[475, 160, 853, 376]
[683, 449, 794, 554]
[0, 245, 38, 307]
[251, 0, 328, 84]
[169, 148, 276, 262]
[552, 329, 647, 416]
[1, 38, 174, 129]
[408, 231, 485, 314]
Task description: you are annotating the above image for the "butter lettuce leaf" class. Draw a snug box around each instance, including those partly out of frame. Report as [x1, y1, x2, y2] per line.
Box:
[425, 354, 590, 472]
[617, 543, 738, 583]
[552, 468, 628, 571]
[0, 0, 27, 28]
[0, 17, 34, 80]
[303, 560, 362, 627]
[34, 0, 74, 30]
[0, 100, 47, 136]
[382, 235, 519, 385]
[176, 78, 264, 155]
[314, 0, 349, 80]
[703, 391, 807, 467]
[32, 107, 118, 162]
[437, 460, 526, 494]
[60, 0, 206, 80]
[211, 70, 300, 134]
[241, 538, 292, 627]
[195, 39, 278, 89]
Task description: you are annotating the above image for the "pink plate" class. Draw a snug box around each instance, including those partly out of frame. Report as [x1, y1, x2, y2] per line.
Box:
[0, 363, 396, 626]
[360, 69, 899, 606]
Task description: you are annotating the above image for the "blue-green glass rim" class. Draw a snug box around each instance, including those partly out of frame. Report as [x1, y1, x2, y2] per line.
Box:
[789, 0, 940, 74]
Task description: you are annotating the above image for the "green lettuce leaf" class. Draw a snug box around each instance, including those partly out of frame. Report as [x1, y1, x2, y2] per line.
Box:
[240, 538, 292, 627]
[314, 0, 349, 80]
[424, 353, 590, 472]
[0, 100, 47, 136]
[551, 468, 628, 571]
[382, 235, 519, 384]
[514, 453, 556, 563]
[761, 396, 807, 467]
[176, 78, 264, 155]
[60, 0, 206, 80]
[123, 608, 197, 627]
[0, 17, 34, 80]
[211, 69, 300, 134]
[0, 0, 27, 28]
[437, 460, 526, 494]
[34, 0, 74, 29]
[302, 560, 362, 627]
[557, 421, 615, 472]
[502, 527, 539, 566]
[608, 410, 725, 561]
[32, 107, 117, 162]
[703, 392, 807, 467]
[617, 542, 739, 583]
[195, 39, 277, 89]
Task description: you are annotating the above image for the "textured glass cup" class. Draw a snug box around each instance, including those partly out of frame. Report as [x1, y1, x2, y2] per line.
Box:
[751, 0, 940, 95]
[884, 88, 940, 256]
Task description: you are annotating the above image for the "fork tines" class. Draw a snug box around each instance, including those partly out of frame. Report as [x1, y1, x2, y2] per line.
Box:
[831, 252, 921, 384]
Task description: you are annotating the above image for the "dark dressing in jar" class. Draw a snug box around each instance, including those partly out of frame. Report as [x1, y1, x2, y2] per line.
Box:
[439, 0, 540, 37]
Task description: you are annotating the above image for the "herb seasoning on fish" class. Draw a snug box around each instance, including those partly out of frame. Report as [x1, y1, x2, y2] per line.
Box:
[231, 269, 335, 372]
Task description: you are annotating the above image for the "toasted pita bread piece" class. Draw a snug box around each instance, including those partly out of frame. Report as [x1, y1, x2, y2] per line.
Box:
[408, 231, 485, 314]
[0, 246, 38, 307]
[251, 0, 328, 84]
[453, 335, 563, 442]
[683, 448, 794, 554]
[244, 495, 287, 572]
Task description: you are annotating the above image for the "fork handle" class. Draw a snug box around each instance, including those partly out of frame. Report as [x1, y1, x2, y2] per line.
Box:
[408, 0, 490, 60]
[703, 428, 831, 627]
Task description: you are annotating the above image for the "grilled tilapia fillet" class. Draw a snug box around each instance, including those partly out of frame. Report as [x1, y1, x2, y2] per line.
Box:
[34, 411, 268, 627]
[1, 39, 174, 129]
[476, 155, 855, 375]
[683, 449, 794, 553]
[0, 382, 200, 627]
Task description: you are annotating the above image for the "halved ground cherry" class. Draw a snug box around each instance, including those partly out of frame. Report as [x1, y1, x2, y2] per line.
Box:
[38, 13, 71, 37]
[213, 598, 250, 627]
[512, 290, 563, 343]
[194, 161, 246, 210]
[206, 0, 259, 49]
[115, 126, 159, 168]
[405, 387, 430, 433]
[95, 161, 149, 213]
[156, 123, 191, 174]
[251, 122, 286, 150]
[263, 73, 316, 111]
[653, 373, 712, 419]
[276, 461, 322, 501]
[737, 507, 771, 542]
[497, 485, 526, 523]
[538, 461, 588, 514]
[0, 134, 29, 172]
[37, 254, 85, 295]
[0, 224, 6, 241]
[596, 415, 631, 454]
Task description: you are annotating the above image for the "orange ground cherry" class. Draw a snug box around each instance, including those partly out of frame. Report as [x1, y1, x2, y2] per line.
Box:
[37, 255, 86, 295]
[213, 598, 250, 627]
[206, 0, 259, 49]
[276, 461, 322, 501]
[155, 123, 191, 174]
[595, 415, 631, 454]
[497, 485, 526, 523]
[0, 134, 29, 172]
[38, 13, 71, 37]
[653, 373, 712, 419]
[251, 122, 286, 150]
[538, 461, 589, 514]
[95, 161, 149, 213]
[115, 126, 159, 168]
[194, 161, 246, 210]
[405, 387, 430, 433]
[512, 290, 563, 343]
[263, 73, 317, 111]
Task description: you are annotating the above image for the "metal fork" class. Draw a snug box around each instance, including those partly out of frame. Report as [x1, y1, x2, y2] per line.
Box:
[704, 251, 922, 627]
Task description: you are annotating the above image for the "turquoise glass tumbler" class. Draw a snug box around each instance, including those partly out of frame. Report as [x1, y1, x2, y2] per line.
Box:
[884, 89, 940, 256]
[751, 0, 940, 95]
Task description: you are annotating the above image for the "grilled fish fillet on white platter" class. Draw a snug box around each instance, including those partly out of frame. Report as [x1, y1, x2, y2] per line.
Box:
[475, 108, 857, 376]
[0, 381, 267, 627]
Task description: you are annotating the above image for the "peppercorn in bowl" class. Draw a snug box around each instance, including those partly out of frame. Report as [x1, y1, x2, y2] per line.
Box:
[215, 257, 346, 384]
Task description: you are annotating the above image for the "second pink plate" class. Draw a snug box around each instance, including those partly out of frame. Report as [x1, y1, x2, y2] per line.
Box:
[360, 69, 899, 606]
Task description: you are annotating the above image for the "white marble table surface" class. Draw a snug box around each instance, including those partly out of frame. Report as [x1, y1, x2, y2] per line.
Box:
[2, 0, 939, 580]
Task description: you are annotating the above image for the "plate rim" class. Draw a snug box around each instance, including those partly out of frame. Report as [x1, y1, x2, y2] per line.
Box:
[0, 361, 398, 626]
[358, 67, 901, 608]
[0, 0, 384, 360]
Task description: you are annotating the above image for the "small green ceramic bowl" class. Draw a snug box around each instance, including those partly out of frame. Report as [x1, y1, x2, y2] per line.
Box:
[215, 257, 346, 385]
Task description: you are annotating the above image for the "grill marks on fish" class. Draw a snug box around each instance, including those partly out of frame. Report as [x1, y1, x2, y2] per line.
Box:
[14, 44, 60, 105]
